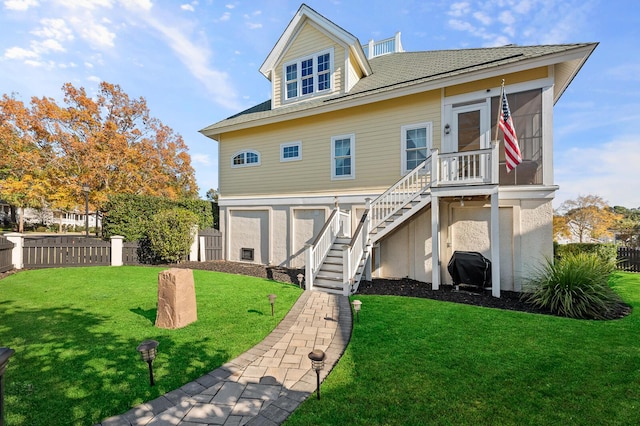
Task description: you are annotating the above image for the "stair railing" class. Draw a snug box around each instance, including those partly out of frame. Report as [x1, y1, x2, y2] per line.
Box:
[343, 206, 370, 295]
[305, 205, 347, 291]
[369, 150, 437, 231]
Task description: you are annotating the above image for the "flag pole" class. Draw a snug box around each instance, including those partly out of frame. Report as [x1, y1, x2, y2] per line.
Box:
[493, 79, 505, 143]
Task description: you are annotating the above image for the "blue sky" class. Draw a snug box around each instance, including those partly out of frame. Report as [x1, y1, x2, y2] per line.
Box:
[1, 0, 638, 208]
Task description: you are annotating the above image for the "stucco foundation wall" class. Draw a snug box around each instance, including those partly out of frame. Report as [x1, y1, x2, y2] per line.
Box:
[378, 207, 433, 283]
[517, 199, 553, 288]
[228, 209, 269, 264]
[448, 203, 514, 290]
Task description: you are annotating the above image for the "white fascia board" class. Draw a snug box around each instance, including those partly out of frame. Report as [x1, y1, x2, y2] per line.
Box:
[498, 186, 559, 200]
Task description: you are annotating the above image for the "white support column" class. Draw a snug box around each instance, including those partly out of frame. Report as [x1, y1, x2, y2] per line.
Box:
[431, 195, 440, 290]
[490, 191, 501, 297]
[110, 236, 124, 266]
[199, 236, 206, 261]
[5, 233, 23, 270]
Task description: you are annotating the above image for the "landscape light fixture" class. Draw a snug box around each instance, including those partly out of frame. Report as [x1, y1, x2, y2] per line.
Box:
[136, 339, 159, 387]
[297, 273, 304, 288]
[82, 184, 90, 237]
[352, 299, 362, 323]
[308, 349, 326, 400]
[0, 347, 15, 426]
[267, 294, 277, 316]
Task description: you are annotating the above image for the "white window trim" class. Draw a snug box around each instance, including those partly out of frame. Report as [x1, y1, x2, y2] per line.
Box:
[280, 141, 302, 162]
[282, 47, 334, 103]
[231, 149, 261, 168]
[401, 122, 432, 175]
[331, 133, 355, 180]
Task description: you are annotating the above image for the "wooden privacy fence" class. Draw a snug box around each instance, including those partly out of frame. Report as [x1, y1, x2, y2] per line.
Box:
[2, 228, 223, 271]
[618, 246, 640, 273]
[0, 235, 14, 273]
[23, 236, 110, 269]
[199, 228, 223, 261]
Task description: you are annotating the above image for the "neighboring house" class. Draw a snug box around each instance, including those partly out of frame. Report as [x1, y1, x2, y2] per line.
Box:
[200, 4, 596, 297]
[0, 200, 101, 231]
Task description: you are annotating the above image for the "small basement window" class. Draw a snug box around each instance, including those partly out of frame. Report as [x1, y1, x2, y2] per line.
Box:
[241, 248, 254, 261]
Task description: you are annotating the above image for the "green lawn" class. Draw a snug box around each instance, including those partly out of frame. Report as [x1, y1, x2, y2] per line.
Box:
[0, 266, 302, 426]
[286, 272, 640, 426]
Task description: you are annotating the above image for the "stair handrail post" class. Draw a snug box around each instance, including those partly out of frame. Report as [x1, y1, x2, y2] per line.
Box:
[305, 243, 314, 291]
[342, 244, 351, 294]
[430, 148, 439, 187]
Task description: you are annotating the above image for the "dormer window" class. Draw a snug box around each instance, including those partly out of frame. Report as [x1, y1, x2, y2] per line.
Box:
[283, 48, 333, 101]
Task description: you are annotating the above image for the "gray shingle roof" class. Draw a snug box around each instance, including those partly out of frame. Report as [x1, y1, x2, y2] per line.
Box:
[202, 43, 593, 134]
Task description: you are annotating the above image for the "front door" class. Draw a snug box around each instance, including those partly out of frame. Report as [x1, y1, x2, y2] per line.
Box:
[451, 102, 490, 180]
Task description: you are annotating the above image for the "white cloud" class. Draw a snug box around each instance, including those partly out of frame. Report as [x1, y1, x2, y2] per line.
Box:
[77, 21, 116, 48]
[87, 75, 101, 82]
[31, 18, 74, 42]
[555, 136, 640, 208]
[4, 46, 36, 59]
[448, 2, 470, 17]
[55, 0, 112, 9]
[4, 0, 38, 10]
[473, 11, 491, 26]
[121, 0, 152, 10]
[217, 11, 231, 22]
[246, 22, 262, 30]
[191, 153, 210, 165]
[225, 3, 234, 9]
[181, 4, 194, 12]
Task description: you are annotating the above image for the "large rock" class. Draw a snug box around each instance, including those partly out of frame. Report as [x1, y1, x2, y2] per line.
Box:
[155, 268, 197, 329]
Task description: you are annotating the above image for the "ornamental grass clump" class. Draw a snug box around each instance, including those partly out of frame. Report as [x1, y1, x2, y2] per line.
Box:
[522, 252, 624, 319]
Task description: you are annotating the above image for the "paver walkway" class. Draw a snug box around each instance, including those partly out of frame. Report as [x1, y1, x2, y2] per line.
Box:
[97, 291, 352, 426]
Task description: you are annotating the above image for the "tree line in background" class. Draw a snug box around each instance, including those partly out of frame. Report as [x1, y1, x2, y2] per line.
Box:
[0, 81, 199, 232]
[554, 194, 640, 247]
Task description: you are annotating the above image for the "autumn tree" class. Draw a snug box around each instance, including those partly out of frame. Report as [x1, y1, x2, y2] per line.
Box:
[611, 206, 640, 247]
[0, 82, 198, 231]
[557, 194, 622, 243]
[0, 95, 52, 232]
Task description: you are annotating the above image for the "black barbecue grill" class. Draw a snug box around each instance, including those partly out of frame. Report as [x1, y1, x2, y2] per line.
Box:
[447, 251, 491, 289]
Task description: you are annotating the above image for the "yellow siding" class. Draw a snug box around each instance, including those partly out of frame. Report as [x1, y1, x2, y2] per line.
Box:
[347, 50, 363, 91]
[220, 90, 441, 197]
[445, 67, 548, 97]
[272, 23, 345, 109]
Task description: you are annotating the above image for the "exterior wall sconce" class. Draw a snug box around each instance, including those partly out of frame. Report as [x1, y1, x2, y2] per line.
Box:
[267, 294, 277, 316]
[352, 299, 362, 323]
[297, 273, 304, 288]
[460, 197, 465, 207]
[136, 340, 159, 386]
[308, 349, 326, 400]
[444, 124, 451, 135]
[0, 347, 15, 426]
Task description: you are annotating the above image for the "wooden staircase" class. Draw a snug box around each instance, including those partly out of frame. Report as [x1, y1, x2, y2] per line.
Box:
[305, 145, 500, 296]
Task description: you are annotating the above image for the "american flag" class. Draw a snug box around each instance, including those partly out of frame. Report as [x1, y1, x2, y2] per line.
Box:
[499, 90, 522, 173]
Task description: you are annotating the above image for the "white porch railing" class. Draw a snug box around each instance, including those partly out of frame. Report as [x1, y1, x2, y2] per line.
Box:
[305, 206, 349, 291]
[437, 143, 499, 185]
[362, 32, 403, 59]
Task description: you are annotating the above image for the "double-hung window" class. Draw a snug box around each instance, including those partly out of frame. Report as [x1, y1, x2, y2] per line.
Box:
[331, 134, 355, 180]
[401, 122, 432, 174]
[231, 150, 260, 168]
[283, 48, 333, 101]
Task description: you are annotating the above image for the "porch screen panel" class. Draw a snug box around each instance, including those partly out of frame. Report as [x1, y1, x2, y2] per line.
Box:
[492, 89, 542, 185]
[458, 110, 481, 152]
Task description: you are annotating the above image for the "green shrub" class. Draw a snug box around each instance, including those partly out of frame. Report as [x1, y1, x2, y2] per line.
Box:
[146, 208, 198, 263]
[522, 252, 624, 319]
[102, 194, 214, 241]
[555, 243, 618, 265]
